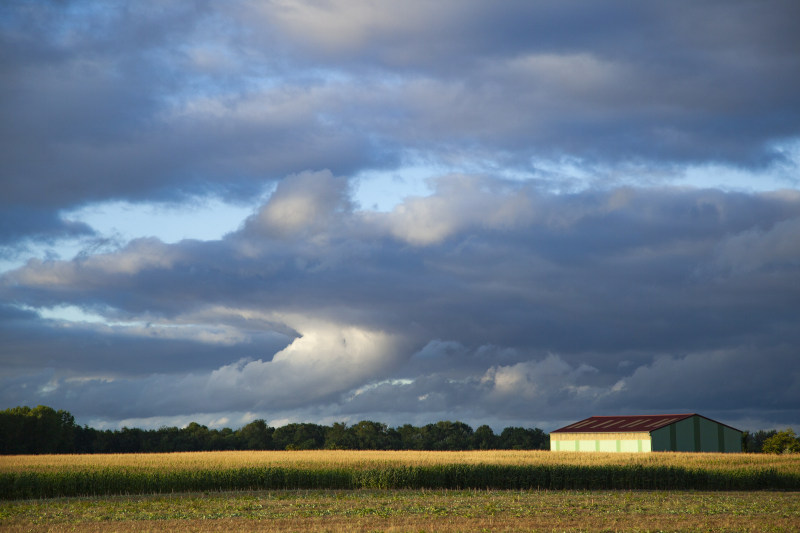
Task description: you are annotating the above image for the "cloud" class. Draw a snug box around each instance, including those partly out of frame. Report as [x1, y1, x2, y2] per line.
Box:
[2, 2, 800, 432]
[243, 170, 352, 239]
[482, 355, 598, 401]
[202, 317, 407, 409]
[3, 1, 800, 244]
[6, 238, 179, 287]
[2, 171, 799, 429]
[711, 214, 800, 275]
[0, 209, 94, 247]
[0, 315, 408, 419]
[604, 345, 800, 419]
[367, 175, 535, 245]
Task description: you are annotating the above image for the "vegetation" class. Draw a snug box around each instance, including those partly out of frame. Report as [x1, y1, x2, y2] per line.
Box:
[2, 489, 799, 532]
[2, 405, 795, 457]
[2, 450, 799, 499]
[0, 406, 547, 454]
[762, 429, 800, 454]
[743, 429, 780, 453]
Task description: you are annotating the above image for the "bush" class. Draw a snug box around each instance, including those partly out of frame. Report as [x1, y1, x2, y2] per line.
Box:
[762, 429, 800, 454]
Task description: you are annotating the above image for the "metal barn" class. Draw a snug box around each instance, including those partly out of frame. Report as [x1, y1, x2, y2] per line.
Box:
[550, 413, 742, 452]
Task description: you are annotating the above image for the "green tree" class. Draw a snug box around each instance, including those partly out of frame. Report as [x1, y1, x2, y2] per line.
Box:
[437, 421, 474, 450]
[324, 422, 354, 449]
[350, 420, 393, 449]
[743, 429, 778, 453]
[762, 429, 800, 454]
[273, 423, 326, 450]
[499, 427, 548, 450]
[0, 405, 78, 453]
[237, 419, 274, 450]
[397, 424, 424, 450]
[472, 425, 498, 450]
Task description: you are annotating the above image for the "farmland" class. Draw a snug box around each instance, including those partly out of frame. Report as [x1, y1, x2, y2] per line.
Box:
[2, 450, 799, 499]
[2, 489, 799, 532]
[1, 451, 799, 531]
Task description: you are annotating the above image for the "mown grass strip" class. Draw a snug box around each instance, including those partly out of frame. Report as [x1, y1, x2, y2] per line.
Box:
[2, 463, 798, 499]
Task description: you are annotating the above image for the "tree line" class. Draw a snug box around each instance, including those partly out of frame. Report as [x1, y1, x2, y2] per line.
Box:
[3, 406, 796, 455]
[0, 405, 548, 454]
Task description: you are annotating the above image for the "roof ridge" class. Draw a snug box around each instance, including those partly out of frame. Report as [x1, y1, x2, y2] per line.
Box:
[591, 413, 695, 418]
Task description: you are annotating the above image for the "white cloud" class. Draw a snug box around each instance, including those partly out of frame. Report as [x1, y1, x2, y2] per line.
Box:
[197, 316, 408, 409]
[244, 170, 351, 239]
[255, 0, 443, 55]
[481, 354, 598, 400]
[369, 174, 536, 245]
[5, 238, 180, 287]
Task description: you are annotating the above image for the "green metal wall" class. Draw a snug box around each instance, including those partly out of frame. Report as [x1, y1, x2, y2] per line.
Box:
[650, 415, 741, 452]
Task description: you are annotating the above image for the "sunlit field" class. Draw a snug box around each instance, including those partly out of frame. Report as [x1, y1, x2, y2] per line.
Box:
[2, 451, 799, 531]
[4, 449, 800, 473]
[2, 450, 799, 499]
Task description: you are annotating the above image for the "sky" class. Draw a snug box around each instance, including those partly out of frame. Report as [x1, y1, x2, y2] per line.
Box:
[1, 1, 799, 433]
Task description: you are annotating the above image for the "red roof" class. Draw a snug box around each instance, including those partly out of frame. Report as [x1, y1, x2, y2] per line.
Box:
[551, 414, 696, 433]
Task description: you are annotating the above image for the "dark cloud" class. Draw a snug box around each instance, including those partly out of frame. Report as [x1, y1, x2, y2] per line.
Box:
[2, 1, 799, 431]
[0, 208, 94, 247]
[257, 0, 800, 165]
[2, 173, 799, 430]
[3, 1, 800, 243]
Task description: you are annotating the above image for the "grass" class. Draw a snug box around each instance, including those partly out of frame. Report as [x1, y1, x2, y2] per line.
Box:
[2, 453, 798, 531]
[2, 450, 799, 498]
[1, 489, 799, 532]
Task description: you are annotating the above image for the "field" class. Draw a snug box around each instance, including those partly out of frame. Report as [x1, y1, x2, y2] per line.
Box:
[2, 450, 799, 498]
[2, 489, 800, 532]
[2, 451, 799, 531]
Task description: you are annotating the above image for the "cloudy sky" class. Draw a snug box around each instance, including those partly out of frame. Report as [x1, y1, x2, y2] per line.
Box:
[2, 1, 799, 433]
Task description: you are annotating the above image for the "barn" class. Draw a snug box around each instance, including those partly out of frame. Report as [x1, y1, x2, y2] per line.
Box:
[550, 413, 742, 452]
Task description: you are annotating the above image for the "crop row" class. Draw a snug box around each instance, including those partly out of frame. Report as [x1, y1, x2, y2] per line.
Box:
[7, 449, 796, 472]
[3, 463, 798, 499]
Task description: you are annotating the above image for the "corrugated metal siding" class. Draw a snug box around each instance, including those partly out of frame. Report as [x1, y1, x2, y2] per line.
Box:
[647, 415, 744, 452]
[552, 413, 743, 453]
[722, 426, 742, 452]
[550, 432, 650, 441]
[550, 434, 651, 452]
[551, 414, 695, 433]
[650, 426, 671, 451]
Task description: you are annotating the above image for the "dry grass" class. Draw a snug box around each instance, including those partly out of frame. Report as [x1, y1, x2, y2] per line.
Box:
[2, 489, 798, 532]
[3, 449, 798, 474]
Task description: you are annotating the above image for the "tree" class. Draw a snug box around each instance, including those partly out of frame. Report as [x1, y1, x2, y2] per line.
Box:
[472, 425, 498, 450]
[436, 421, 474, 450]
[184, 422, 212, 451]
[324, 422, 354, 449]
[0, 404, 552, 453]
[0, 405, 77, 453]
[742, 429, 778, 453]
[350, 421, 393, 450]
[762, 429, 800, 454]
[237, 419, 274, 450]
[498, 427, 548, 450]
[396, 424, 424, 450]
[273, 423, 326, 450]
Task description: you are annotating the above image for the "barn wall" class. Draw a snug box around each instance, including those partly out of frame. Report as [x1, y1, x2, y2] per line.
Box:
[675, 417, 696, 451]
[722, 425, 743, 452]
[650, 426, 671, 451]
[550, 432, 651, 452]
[650, 416, 743, 452]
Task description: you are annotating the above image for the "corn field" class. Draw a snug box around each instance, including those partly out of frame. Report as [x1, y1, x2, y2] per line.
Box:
[2, 450, 798, 499]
